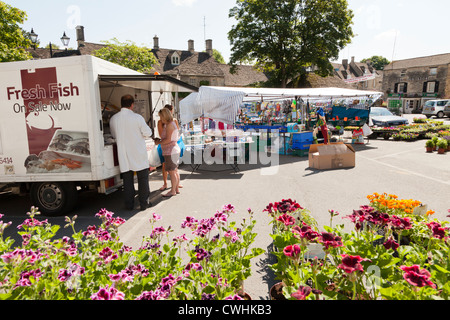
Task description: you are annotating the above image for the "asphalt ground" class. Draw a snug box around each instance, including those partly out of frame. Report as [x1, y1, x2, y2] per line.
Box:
[1, 114, 449, 300]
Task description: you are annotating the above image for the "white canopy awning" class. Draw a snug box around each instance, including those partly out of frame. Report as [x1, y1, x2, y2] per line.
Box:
[180, 86, 383, 125]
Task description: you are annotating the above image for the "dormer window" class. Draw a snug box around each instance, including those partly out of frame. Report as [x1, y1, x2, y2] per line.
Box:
[171, 52, 180, 65]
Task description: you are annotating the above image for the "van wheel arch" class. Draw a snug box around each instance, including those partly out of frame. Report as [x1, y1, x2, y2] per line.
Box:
[30, 182, 78, 216]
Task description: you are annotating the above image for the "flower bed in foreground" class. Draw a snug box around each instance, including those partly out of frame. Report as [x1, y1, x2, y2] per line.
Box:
[0, 205, 263, 300]
[267, 194, 450, 300]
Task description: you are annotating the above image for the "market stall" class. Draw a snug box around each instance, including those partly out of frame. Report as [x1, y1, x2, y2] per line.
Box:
[179, 86, 383, 159]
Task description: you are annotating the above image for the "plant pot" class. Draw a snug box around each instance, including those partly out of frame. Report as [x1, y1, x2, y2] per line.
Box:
[426, 147, 434, 153]
[438, 148, 446, 154]
[238, 291, 252, 300]
[270, 282, 287, 300]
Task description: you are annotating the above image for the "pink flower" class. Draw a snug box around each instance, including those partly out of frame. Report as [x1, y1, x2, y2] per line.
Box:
[283, 244, 302, 261]
[95, 208, 114, 220]
[400, 265, 436, 289]
[98, 247, 118, 264]
[149, 213, 162, 224]
[224, 294, 244, 300]
[276, 214, 296, 226]
[58, 269, 72, 282]
[90, 285, 125, 300]
[291, 286, 312, 300]
[181, 216, 198, 229]
[224, 230, 239, 243]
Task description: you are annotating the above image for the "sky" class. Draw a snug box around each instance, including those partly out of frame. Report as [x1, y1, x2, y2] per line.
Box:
[6, 0, 450, 64]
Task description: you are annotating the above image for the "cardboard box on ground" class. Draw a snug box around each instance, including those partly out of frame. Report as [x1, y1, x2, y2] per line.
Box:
[308, 142, 355, 170]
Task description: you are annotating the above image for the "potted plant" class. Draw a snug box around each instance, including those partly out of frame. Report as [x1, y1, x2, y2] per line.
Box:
[436, 139, 448, 154]
[425, 139, 435, 153]
[443, 136, 450, 151]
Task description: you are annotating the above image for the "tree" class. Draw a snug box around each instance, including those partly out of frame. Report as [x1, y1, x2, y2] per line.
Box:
[361, 56, 390, 71]
[0, 1, 33, 62]
[212, 49, 226, 64]
[228, 0, 354, 88]
[93, 38, 158, 73]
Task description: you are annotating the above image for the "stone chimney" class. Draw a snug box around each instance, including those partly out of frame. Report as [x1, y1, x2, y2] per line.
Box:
[153, 35, 159, 50]
[342, 59, 348, 70]
[188, 40, 195, 54]
[76, 25, 85, 48]
[205, 39, 213, 56]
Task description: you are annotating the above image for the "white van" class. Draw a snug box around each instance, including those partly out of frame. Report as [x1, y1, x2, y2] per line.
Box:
[422, 99, 450, 118]
[0, 55, 196, 215]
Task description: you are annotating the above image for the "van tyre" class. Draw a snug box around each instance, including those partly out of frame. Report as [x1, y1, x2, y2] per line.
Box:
[30, 182, 78, 216]
[437, 111, 444, 118]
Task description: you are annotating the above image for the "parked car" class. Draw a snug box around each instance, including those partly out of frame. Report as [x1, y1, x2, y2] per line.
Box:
[444, 102, 450, 118]
[422, 99, 450, 118]
[369, 107, 409, 127]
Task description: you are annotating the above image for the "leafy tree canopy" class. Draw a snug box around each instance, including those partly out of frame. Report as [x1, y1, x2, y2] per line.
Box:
[93, 38, 158, 73]
[0, 1, 33, 62]
[228, 0, 354, 87]
[361, 55, 390, 70]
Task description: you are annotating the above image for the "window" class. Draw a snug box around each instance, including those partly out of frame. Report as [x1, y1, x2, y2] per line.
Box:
[171, 53, 180, 65]
[395, 82, 408, 93]
[430, 68, 437, 76]
[400, 69, 407, 77]
[424, 81, 439, 93]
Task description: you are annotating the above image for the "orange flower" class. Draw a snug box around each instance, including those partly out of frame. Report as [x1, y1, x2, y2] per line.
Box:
[426, 210, 435, 217]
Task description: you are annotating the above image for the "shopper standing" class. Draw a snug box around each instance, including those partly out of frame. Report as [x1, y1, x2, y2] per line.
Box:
[110, 94, 153, 210]
[157, 104, 183, 191]
[156, 108, 180, 197]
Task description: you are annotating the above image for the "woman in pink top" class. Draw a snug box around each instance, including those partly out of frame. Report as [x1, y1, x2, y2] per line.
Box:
[156, 108, 180, 197]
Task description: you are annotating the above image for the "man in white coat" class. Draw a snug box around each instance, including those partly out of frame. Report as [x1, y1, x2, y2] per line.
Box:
[110, 94, 153, 210]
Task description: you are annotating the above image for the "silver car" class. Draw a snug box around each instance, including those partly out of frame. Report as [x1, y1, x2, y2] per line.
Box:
[422, 99, 450, 118]
[369, 107, 409, 127]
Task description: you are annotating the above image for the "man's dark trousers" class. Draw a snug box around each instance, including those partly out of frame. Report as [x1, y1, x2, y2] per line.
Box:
[122, 168, 150, 210]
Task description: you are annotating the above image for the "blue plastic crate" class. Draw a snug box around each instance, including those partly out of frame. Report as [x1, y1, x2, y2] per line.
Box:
[292, 132, 314, 144]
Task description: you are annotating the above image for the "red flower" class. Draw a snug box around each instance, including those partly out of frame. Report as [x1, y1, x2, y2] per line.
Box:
[383, 237, 400, 251]
[291, 286, 312, 300]
[338, 254, 367, 274]
[426, 222, 448, 240]
[264, 199, 302, 214]
[283, 245, 302, 260]
[276, 214, 296, 226]
[389, 216, 412, 230]
[292, 223, 319, 243]
[400, 265, 436, 289]
[317, 232, 343, 250]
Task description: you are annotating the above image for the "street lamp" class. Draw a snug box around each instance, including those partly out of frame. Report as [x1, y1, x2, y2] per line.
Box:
[29, 28, 38, 49]
[60, 32, 70, 50]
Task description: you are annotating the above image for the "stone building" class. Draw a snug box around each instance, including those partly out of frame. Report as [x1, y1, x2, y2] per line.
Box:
[149, 36, 268, 88]
[332, 56, 383, 92]
[381, 53, 450, 114]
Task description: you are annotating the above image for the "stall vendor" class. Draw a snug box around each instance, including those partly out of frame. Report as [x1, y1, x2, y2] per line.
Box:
[317, 107, 329, 144]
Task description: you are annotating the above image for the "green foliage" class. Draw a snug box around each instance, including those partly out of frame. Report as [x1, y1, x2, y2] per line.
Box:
[268, 194, 450, 300]
[0, 1, 33, 62]
[228, 0, 354, 87]
[93, 38, 158, 73]
[212, 49, 226, 64]
[0, 205, 263, 300]
[361, 55, 390, 70]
